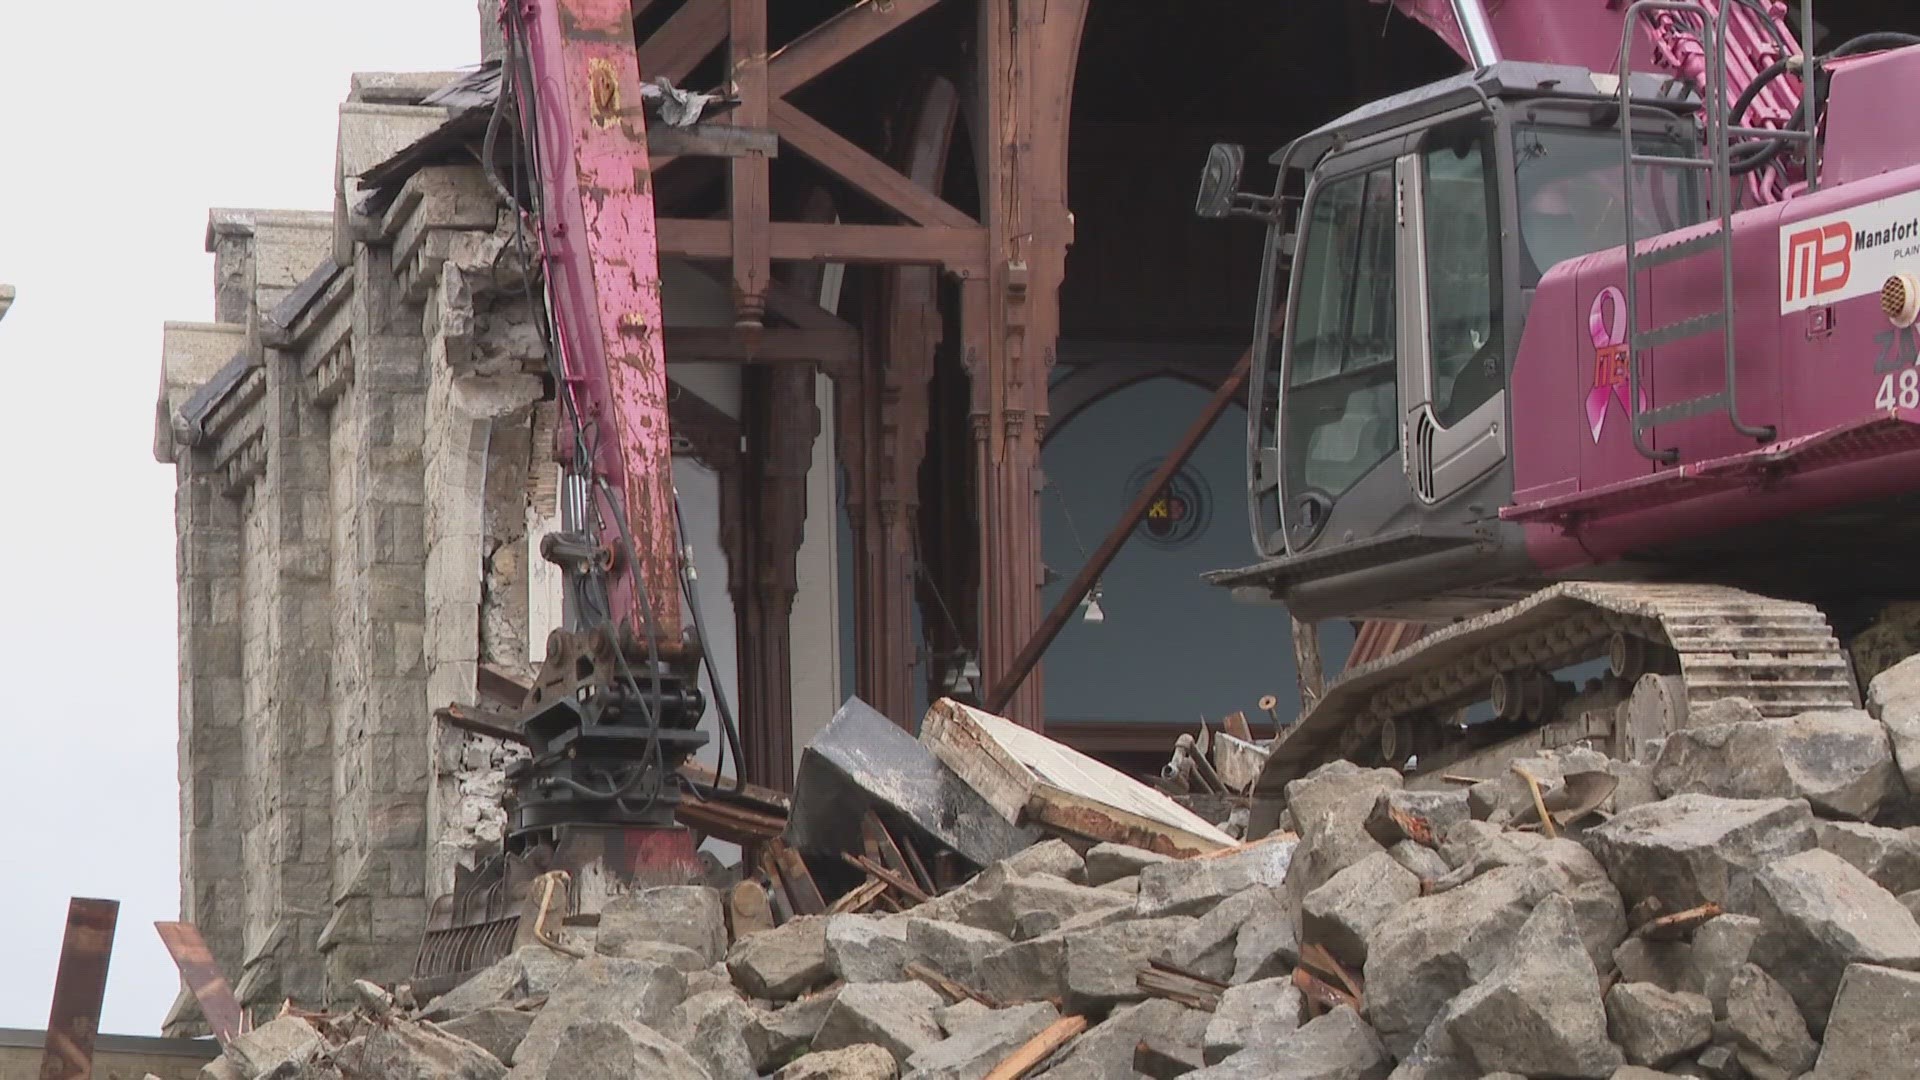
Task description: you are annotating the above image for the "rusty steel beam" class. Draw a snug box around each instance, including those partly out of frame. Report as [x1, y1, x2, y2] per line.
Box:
[38, 897, 118, 1080]
[769, 100, 976, 229]
[984, 351, 1253, 717]
[154, 922, 244, 1047]
[768, 0, 947, 98]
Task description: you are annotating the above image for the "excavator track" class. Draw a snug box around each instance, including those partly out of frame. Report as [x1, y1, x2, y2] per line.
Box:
[1253, 582, 1861, 805]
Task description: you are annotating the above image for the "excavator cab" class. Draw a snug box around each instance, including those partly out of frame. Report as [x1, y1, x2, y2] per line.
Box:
[1198, 64, 1709, 622]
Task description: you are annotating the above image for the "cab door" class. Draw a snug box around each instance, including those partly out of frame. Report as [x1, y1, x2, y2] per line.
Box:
[1397, 115, 1508, 504]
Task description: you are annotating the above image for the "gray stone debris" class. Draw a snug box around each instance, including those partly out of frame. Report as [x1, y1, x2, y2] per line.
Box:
[774, 1043, 899, 1080]
[1137, 836, 1295, 918]
[810, 980, 946, 1066]
[1867, 654, 1920, 797]
[596, 885, 728, 966]
[1190, 1004, 1389, 1080]
[1612, 936, 1697, 994]
[436, 1007, 535, 1065]
[509, 957, 686, 1071]
[1816, 819, 1920, 895]
[1724, 963, 1817, 1080]
[1084, 842, 1171, 886]
[1687, 913, 1761, 1018]
[512, 1017, 709, 1080]
[728, 914, 832, 1000]
[1584, 793, 1818, 912]
[419, 946, 575, 1021]
[1202, 977, 1302, 1064]
[1436, 896, 1623, 1079]
[1744, 847, 1920, 1033]
[1302, 850, 1421, 965]
[1158, 885, 1277, 983]
[1605, 982, 1712, 1068]
[902, 1002, 1058, 1080]
[903, 918, 1008, 987]
[1000, 839, 1086, 882]
[226, 1017, 325, 1077]
[1386, 838, 1450, 882]
[670, 989, 763, 1078]
[827, 913, 916, 983]
[330, 1021, 505, 1080]
[1227, 886, 1297, 984]
[749, 987, 842, 1068]
[1652, 710, 1903, 821]
[1809, 963, 1920, 1080]
[1364, 789, 1471, 848]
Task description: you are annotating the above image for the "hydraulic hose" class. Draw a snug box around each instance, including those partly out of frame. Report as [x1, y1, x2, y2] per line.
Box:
[1727, 31, 1920, 176]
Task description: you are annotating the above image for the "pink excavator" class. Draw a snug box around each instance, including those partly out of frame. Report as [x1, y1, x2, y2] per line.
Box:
[1195, 0, 1920, 819]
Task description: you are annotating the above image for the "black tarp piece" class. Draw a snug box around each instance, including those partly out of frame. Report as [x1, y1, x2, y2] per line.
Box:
[785, 697, 1041, 871]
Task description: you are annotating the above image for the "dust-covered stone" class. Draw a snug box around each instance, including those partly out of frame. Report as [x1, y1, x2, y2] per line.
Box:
[1652, 710, 1902, 821]
[1809, 963, 1920, 1080]
[1724, 963, 1817, 1080]
[1584, 794, 1818, 912]
[728, 915, 831, 1000]
[1605, 982, 1711, 1068]
[1745, 848, 1920, 1033]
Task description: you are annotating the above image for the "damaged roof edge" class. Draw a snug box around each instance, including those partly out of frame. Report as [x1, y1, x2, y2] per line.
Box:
[174, 350, 256, 441]
[265, 257, 346, 333]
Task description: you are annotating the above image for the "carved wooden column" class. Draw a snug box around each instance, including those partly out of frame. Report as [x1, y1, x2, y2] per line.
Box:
[729, 0, 772, 326]
[971, 0, 1085, 728]
[738, 364, 818, 788]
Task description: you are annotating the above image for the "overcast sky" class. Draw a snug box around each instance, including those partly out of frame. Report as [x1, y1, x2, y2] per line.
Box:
[0, 0, 480, 1037]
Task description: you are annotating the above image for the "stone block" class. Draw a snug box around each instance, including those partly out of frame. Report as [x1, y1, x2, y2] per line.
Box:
[1084, 842, 1172, 886]
[1724, 963, 1817, 1080]
[1137, 836, 1295, 918]
[1364, 789, 1471, 848]
[1301, 850, 1421, 965]
[226, 1016, 323, 1077]
[1584, 794, 1818, 913]
[903, 919, 1008, 987]
[435, 1007, 533, 1066]
[1361, 865, 1542, 1057]
[1386, 839, 1450, 883]
[1202, 977, 1302, 1064]
[1816, 820, 1920, 894]
[774, 1043, 898, 1080]
[1057, 915, 1194, 1009]
[748, 987, 841, 1068]
[1745, 848, 1920, 1033]
[1438, 896, 1623, 1080]
[826, 914, 915, 984]
[510, 1018, 708, 1080]
[1605, 982, 1712, 1068]
[591, 883, 725, 957]
[510, 957, 686, 1070]
[330, 1020, 506, 1079]
[728, 914, 831, 1000]
[1612, 937, 1698, 995]
[1158, 885, 1276, 983]
[1652, 710, 1903, 821]
[810, 980, 945, 1067]
[1227, 887, 1298, 984]
[903, 1002, 1058, 1080]
[1866, 653, 1920, 796]
[1000, 839, 1086, 882]
[1189, 1005, 1389, 1080]
[673, 989, 760, 1079]
[1688, 914, 1761, 1019]
[1031, 999, 1211, 1080]
[938, 868, 1132, 939]
[1809, 963, 1920, 1080]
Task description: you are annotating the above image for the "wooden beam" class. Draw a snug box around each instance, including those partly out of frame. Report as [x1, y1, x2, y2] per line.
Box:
[768, 0, 947, 98]
[637, 0, 729, 87]
[38, 898, 119, 1080]
[667, 326, 858, 365]
[770, 100, 976, 229]
[659, 218, 986, 270]
[647, 122, 778, 159]
[730, 0, 772, 324]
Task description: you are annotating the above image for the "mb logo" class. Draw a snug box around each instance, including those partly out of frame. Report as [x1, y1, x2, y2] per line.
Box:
[1785, 222, 1852, 304]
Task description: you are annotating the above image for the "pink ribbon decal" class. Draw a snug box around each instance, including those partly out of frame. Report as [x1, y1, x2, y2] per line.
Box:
[1585, 286, 1645, 443]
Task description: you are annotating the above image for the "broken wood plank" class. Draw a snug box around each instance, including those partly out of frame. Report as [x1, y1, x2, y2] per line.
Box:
[1134, 1038, 1207, 1079]
[902, 962, 1002, 1009]
[863, 813, 915, 884]
[1633, 901, 1723, 942]
[984, 1015, 1091, 1080]
[1292, 966, 1361, 1014]
[1135, 964, 1224, 1012]
[921, 698, 1236, 859]
[155, 921, 243, 1046]
[840, 852, 931, 905]
[727, 881, 776, 941]
[893, 824, 938, 897]
[1298, 943, 1365, 1003]
[1221, 711, 1252, 743]
[825, 877, 889, 916]
[772, 842, 827, 916]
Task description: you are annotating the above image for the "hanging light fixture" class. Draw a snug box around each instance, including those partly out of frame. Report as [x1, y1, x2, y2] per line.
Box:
[1081, 581, 1106, 624]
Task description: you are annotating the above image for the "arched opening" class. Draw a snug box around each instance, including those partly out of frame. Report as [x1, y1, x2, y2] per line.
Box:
[1038, 1, 1460, 745]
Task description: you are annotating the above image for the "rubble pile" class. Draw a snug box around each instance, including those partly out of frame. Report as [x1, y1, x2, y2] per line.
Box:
[195, 660, 1920, 1080]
